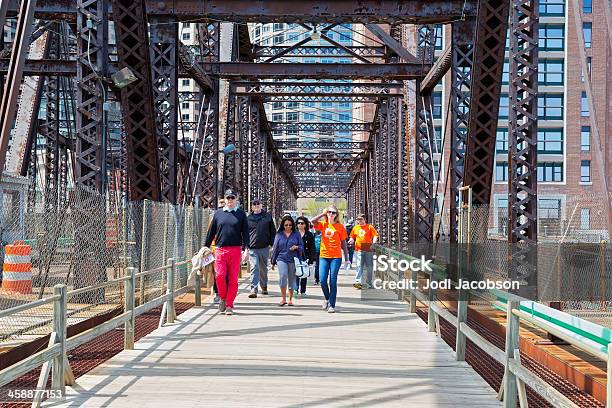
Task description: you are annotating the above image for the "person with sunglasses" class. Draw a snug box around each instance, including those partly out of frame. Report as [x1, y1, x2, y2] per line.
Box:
[271, 215, 304, 306]
[348, 214, 379, 289]
[294, 216, 316, 296]
[205, 189, 250, 316]
[311, 205, 349, 313]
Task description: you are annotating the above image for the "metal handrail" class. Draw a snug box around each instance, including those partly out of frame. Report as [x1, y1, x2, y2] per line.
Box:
[373, 244, 610, 408]
[0, 257, 199, 400]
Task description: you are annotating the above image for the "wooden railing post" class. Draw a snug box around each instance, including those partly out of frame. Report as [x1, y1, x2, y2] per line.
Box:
[455, 291, 469, 361]
[166, 258, 176, 324]
[124, 267, 136, 350]
[51, 284, 67, 394]
[427, 270, 436, 332]
[503, 300, 520, 407]
[607, 342, 611, 408]
[195, 271, 202, 307]
[409, 268, 417, 313]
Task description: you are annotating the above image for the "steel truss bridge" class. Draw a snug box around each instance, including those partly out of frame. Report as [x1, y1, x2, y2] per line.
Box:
[0, 0, 542, 248]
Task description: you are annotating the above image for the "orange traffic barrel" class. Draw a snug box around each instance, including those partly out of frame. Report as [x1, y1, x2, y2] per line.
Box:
[2, 241, 32, 294]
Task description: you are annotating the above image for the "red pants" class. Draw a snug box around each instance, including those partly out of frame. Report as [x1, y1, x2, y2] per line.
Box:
[214, 246, 241, 308]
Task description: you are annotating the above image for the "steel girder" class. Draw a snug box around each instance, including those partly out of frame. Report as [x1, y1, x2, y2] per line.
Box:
[15, 0, 478, 23]
[298, 191, 345, 199]
[253, 45, 386, 59]
[463, 0, 511, 207]
[387, 96, 401, 249]
[202, 62, 426, 80]
[376, 99, 389, 246]
[42, 26, 61, 212]
[276, 140, 366, 151]
[269, 122, 370, 133]
[449, 20, 475, 243]
[285, 159, 362, 174]
[264, 95, 379, 103]
[508, 0, 538, 245]
[234, 81, 404, 97]
[111, 0, 161, 200]
[414, 26, 436, 243]
[74, 0, 107, 192]
[150, 18, 179, 203]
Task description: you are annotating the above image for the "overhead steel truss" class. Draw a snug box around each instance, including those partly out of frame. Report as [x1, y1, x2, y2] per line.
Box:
[269, 122, 370, 133]
[234, 81, 404, 97]
[253, 45, 386, 59]
[275, 140, 367, 150]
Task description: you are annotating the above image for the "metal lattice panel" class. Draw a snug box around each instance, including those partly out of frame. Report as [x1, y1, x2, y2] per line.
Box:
[449, 20, 475, 243]
[234, 81, 404, 97]
[464, 0, 511, 207]
[269, 122, 370, 133]
[111, 0, 161, 200]
[509, 0, 538, 244]
[150, 18, 179, 203]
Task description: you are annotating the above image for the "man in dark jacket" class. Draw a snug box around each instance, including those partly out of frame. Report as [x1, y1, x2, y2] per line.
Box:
[247, 198, 276, 297]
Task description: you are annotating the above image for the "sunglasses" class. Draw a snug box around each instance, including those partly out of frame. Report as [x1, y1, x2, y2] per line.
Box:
[283, 223, 293, 227]
[225, 196, 236, 200]
[328, 211, 337, 214]
[297, 221, 305, 225]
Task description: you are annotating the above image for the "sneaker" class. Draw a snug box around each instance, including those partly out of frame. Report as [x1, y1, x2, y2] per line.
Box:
[328, 307, 335, 313]
[314, 281, 319, 286]
[219, 299, 226, 312]
[225, 307, 233, 315]
[354, 283, 363, 290]
[213, 294, 220, 304]
[301, 293, 307, 297]
[248, 291, 257, 298]
[261, 287, 268, 295]
[322, 300, 329, 310]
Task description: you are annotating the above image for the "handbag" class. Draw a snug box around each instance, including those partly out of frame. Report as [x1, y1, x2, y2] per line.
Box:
[294, 256, 311, 279]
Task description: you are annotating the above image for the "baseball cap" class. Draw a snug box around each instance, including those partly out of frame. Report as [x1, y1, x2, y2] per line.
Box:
[251, 198, 262, 205]
[224, 188, 238, 198]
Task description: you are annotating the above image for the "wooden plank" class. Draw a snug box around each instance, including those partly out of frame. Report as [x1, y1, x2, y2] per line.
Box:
[42, 273, 501, 407]
[514, 349, 529, 408]
[32, 332, 56, 408]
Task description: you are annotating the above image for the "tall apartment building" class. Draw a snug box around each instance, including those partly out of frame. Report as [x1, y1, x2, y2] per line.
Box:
[429, 0, 610, 240]
[249, 23, 365, 143]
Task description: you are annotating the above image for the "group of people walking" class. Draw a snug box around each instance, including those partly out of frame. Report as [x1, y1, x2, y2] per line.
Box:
[204, 188, 378, 316]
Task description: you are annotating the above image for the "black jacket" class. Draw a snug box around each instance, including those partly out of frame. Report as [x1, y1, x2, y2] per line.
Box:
[247, 211, 276, 249]
[205, 208, 250, 250]
[299, 230, 316, 264]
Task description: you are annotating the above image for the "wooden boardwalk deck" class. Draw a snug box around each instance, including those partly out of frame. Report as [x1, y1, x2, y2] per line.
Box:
[44, 272, 501, 407]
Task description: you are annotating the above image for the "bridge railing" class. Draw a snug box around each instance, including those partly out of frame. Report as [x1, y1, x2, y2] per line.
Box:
[373, 244, 611, 408]
[0, 257, 202, 407]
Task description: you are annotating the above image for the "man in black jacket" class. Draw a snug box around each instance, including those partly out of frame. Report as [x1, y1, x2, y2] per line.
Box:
[247, 199, 276, 298]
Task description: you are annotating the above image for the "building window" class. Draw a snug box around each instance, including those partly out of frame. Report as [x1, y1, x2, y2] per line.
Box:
[434, 25, 443, 50]
[583, 22, 592, 48]
[580, 160, 591, 182]
[183, 23, 191, 28]
[338, 101, 351, 108]
[181, 114, 190, 121]
[273, 34, 285, 44]
[537, 128, 563, 154]
[181, 79, 190, 87]
[339, 113, 351, 122]
[304, 113, 315, 121]
[321, 101, 333, 108]
[581, 126, 590, 151]
[286, 112, 298, 122]
[537, 162, 563, 182]
[496, 162, 508, 182]
[502, 60, 509, 85]
[539, 0, 565, 16]
[321, 112, 333, 121]
[304, 101, 316, 108]
[538, 94, 563, 120]
[499, 94, 509, 119]
[273, 23, 284, 31]
[433, 126, 443, 152]
[583, 0, 592, 13]
[580, 208, 590, 229]
[255, 27, 261, 37]
[496, 128, 508, 153]
[539, 198, 561, 220]
[433, 92, 442, 119]
[272, 102, 283, 110]
[539, 25, 565, 51]
[286, 101, 298, 109]
[339, 32, 351, 42]
[272, 113, 283, 122]
[581, 91, 589, 116]
[538, 59, 564, 85]
[581, 57, 592, 81]
[182, 32, 190, 40]
[181, 102, 189, 109]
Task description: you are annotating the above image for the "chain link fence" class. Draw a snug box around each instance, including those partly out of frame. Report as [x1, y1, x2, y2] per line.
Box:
[0, 183, 212, 346]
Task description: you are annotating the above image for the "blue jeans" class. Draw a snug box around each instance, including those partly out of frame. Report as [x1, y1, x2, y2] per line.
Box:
[354, 251, 374, 286]
[249, 248, 270, 292]
[319, 257, 342, 308]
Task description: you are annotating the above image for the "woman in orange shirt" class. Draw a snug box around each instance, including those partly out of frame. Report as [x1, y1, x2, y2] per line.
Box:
[311, 205, 349, 313]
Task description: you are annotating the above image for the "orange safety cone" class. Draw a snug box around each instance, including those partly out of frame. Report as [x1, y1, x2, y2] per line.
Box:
[2, 240, 32, 294]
